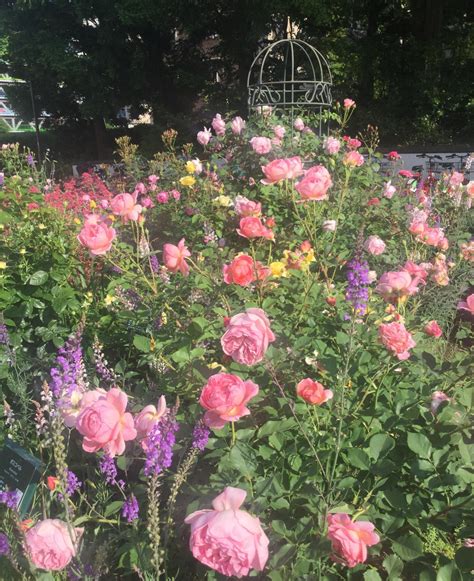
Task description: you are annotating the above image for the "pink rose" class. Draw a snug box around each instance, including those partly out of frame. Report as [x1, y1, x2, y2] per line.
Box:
[250, 136, 272, 155]
[261, 157, 303, 184]
[424, 320, 442, 338]
[273, 125, 286, 139]
[327, 513, 379, 568]
[110, 193, 142, 222]
[24, 519, 83, 571]
[231, 116, 246, 135]
[295, 165, 333, 201]
[323, 220, 337, 232]
[378, 321, 416, 360]
[237, 217, 274, 240]
[234, 195, 262, 217]
[384, 181, 396, 198]
[77, 220, 116, 256]
[324, 136, 341, 154]
[148, 174, 159, 184]
[76, 388, 137, 457]
[156, 191, 169, 204]
[345, 137, 362, 149]
[403, 260, 429, 282]
[294, 117, 305, 131]
[375, 270, 422, 303]
[60, 388, 106, 429]
[221, 308, 275, 366]
[212, 113, 226, 136]
[431, 391, 450, 414]
[134, 395, 167, 440]
[141, 196, 153, 208]
[296, 379, 333, 405]
[199, 373, 259, 428]
[171, 189, 181, 200]
[163, 238, 191, 276]
[466, 181, 474, 198]
[185, 487, 269, 578]
[343, 151, 365, 167]
[197, 127, 212, 146]
[223, 254, 262, 286]
[448, 171, 464, 187]
[364, 235, 386, 256]
[458, 293, 474, 315]
[343, 99, 355, 108]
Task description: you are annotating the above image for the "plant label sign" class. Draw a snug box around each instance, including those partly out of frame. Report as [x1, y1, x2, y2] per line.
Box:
[0, 439, 42, 516]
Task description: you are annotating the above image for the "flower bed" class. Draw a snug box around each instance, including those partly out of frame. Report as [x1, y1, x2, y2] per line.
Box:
[0, 104, 473, 579]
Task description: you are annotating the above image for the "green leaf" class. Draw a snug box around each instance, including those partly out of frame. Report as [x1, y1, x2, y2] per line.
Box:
[133, 335, 151, 353]
[346, 448, 371, 470]
[369, 434, 395, 461]
[383, 554, 404, 580]
[407, 432, 432, 459]
[455, 546, 474, 571]
[29, 270, 49, 285]
[104, 500, 123, 517]
[363, 570, 382, 581]
[392, 534, 424, 561]
[436, 562, 460, 581]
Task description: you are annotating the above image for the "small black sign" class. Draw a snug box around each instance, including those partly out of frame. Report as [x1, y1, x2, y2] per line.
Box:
[0, 439, 42, 516]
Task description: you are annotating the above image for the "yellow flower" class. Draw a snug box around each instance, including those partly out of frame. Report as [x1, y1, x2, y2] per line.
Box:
[208, 362, 226, 371]
[0, 261, 6, 269]
[213, 195, 232, 207]
[0, 224, 4, 230]
[89, 200, 97, 209]
[104, 294, 116, 306]
[161, 311, 168, 325]
[73, 218, 81, 225]
[185, 161, 196, 174]
[179, 175, 196, 188]
[19, 248, 26, 255]
[108, 214, 116, 222]
[270, 261, 288, 278]
[38, 224, 46, 230]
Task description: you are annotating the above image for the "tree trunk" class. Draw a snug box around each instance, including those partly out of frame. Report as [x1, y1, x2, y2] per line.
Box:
[92, 117, 107, 161]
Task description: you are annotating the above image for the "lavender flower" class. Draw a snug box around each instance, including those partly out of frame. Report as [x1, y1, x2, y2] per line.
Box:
[149, 254, 159, 274]
[122, 494, 139, 522]
[92, 338, 117, 384]
[66, 470, 82, 496]
[192, 422, 210, 451]
[0, 532, 10, 556]
[99, 454, 118, 485]
[26, 153, 35, 166]
[144, 415, 179, 476]
[0, 489, 21, 509]
[345, 258, 370, 316]
[0, 323, 9, 345]
[50, 330, 84, 399]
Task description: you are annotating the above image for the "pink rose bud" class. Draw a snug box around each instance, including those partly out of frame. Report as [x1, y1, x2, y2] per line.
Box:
[135, 395, 167, 440]
[231, 116, 246, 135]
[296, 378, 333, 405]
[156, 191, 169, 204]
[197, 127, 212, 146]
[327, 513, 379, 568]
[163, 238, 191, 276]
[293, 117, 305, 131]
[343, 98, 356, 108]
[424, 320, 442, 338]
[211, 113, 226, 136]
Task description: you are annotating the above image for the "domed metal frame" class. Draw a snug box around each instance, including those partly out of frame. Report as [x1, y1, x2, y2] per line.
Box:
[247, 39, 333, 132]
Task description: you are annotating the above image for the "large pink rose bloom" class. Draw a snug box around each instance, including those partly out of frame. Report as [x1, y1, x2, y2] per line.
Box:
[163, 238, 191, 276]
[237, 217, 274, 240]
[134, 395, 167, 440]
[375, 270, 422, 303]
[234, 196, 262, 217]
[327, 513, 379, 568]
[324, 136, 341, 154]
[295, 165, 332, 201]
[76, 388, 137, 457]
[110, 193, 142, 222]
[249, 136, 272, 155]
[221, 308, 275, 366]
[364, 235, 386, 256]
[378, 321, 416, 360]
[24, 519, 83, 571]
[200, 373, 259, 428]
[458, 293, 474, 315]
[223, 254, 257, 287]
[197, 127, 212, 146]
[185, 487, 269, 578]
[212, 113, 226, 136]
[343, 151, 365, 167]
[77, 220, 116, 256]
[261, 157, 303, 184]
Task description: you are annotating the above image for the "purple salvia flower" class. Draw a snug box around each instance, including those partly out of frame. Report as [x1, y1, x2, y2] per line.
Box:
[50, 329, 83, 399]
[0, 489, 21, 509]
[345, 258, 370, 316]
[0, 532, 10, 556]
[144, 414, 179, 476]
[122, 494, 139, 522]
[66, 470, 82, 496]
[149, 254, 159, 274]
[0, 323, 9, 345]
[192, 422, 210, 451]
[99, 454, 118, 485]
[26, 153, 35, 166]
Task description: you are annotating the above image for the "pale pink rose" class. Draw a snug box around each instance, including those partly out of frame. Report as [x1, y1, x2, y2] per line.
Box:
[273, 125, 286, 139]
[295, 165, 333, 201]
[171, 189, 181, 200]
[296, 379, 333, 405]
[250, 136, 272, 155]
[234, 195, 262, 217]
[60, 388, 107, 429]
[185, 487, 269, 577]
[293, 117, 305, 131]
[376, 270, 422, 303]
[192, 158, 203, 174]
[368, 270, 377, 283]
[212, 113, 226, 136]
[261, 157, 303, 184]
[378, 321, 416, 360]
[221, 308, 275, 366]
[448, 171, 464, 187]
[424, 320, 442, 338]
[163, 238, 191, 276]
[76, 388, 137, 457]
[430, 254, 450, 286]
[364, 235, 386, 256]
[135, 182, 146, 195]
[417, 225, 448, 249]
[134, 395, 167, 440]
[458, 293, 474, 315]
[77, 221, 116, 256]
[148, 174, 159, 184]
[197, 127, 212, 146]
[327, 513, 379, 568]
[323, 220, 337, 232]
[223, 254, 258, 286]
[324, 136, 341, 154]
[430, 391, 450, 414]
[384, 181, 396, 199]
[237, 217, 274, 240]
[111, 193, 142, 222]
[156, 191, 169, 204]
[403, 261, 429, 282]
[24, 519, 83, 571]
[231, 116, 246, 135]
[343, 98, 356, 108]
[199, 373, 259, 428]
[343, 151, 365, 167]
